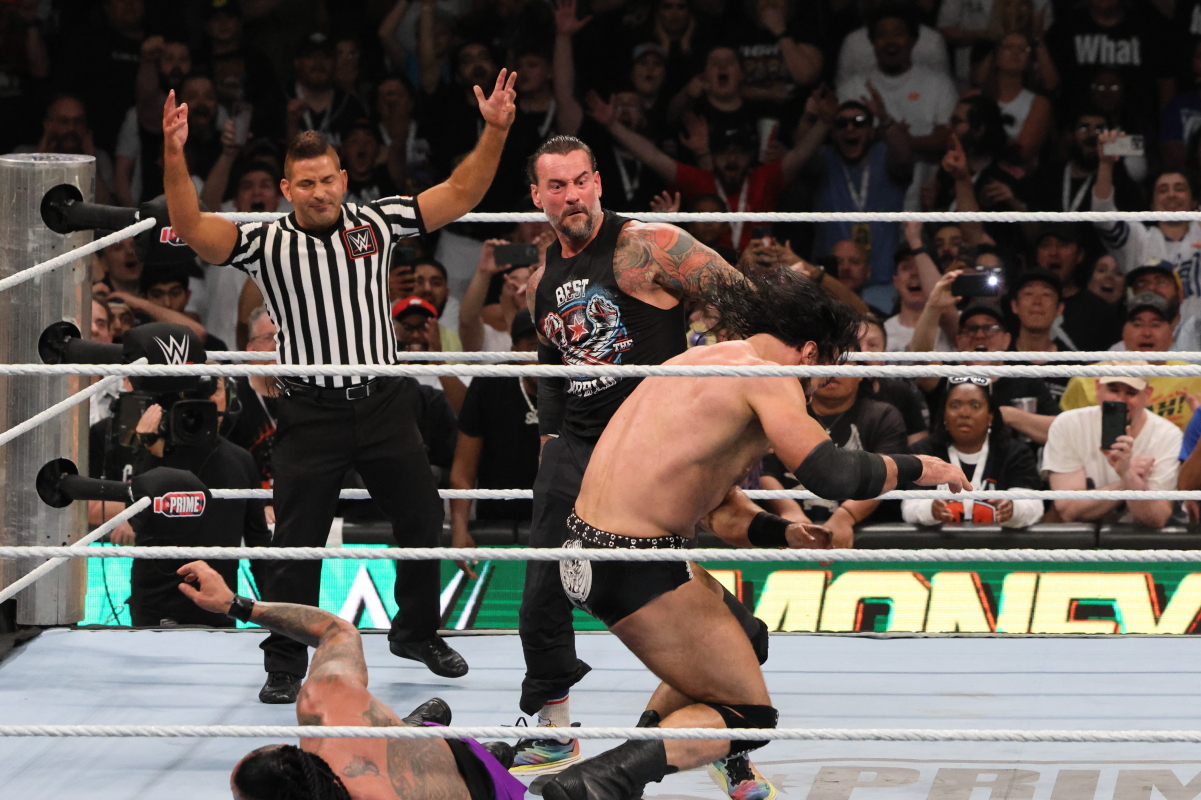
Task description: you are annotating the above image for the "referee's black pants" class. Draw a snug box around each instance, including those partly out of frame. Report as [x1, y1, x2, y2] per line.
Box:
[260, 377, 443, 678]
[518, 431, 593, 715]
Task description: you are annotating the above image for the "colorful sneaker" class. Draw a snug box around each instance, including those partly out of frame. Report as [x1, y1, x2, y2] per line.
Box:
[509, 719, 582, 775]
[707, 755, 777, 800]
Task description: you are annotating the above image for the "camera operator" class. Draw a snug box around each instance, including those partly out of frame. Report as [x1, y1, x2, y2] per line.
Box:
[92, 374, 269, 627]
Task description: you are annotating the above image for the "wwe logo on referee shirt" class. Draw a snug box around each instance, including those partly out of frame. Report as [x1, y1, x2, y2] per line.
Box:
[153, 492, 206, 517]
[342, 224, 378, 258]
[153, 335, 191, 365]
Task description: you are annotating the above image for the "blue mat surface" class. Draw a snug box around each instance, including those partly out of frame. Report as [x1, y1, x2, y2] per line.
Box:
[2, 630, 1200, 799]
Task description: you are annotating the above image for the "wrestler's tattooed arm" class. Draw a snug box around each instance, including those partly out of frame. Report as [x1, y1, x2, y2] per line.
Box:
[612, 223, 747, 300]
[250, 602, 368, 686]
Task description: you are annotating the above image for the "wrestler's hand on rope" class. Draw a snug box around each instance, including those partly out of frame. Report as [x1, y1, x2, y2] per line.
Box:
[910, 455, 972, 492]
[177, 560, 235, 614]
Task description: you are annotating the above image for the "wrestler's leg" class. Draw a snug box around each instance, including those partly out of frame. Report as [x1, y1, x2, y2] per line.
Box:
[640, 566, 766, 724]
[611, 576, 770, 771]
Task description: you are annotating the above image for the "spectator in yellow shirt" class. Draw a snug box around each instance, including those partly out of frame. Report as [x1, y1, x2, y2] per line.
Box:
[1060, 293, 1201, 430]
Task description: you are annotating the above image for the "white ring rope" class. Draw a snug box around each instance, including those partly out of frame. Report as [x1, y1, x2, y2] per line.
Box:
[0, 372, 125, 449]
[223, 210, 1201, 223]
[0, 496, 151, 604]
[204, 350, 1201, 364]
[3, 546, 1199, 563]
[0, 217, 156, 294]
[207, 487, 1201, 501]
[1, 363, 1198, 379]
[0, 724, 1193, 742]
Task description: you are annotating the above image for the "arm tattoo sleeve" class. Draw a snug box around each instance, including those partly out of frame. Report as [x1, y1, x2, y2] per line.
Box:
[613, 224, 745, 300]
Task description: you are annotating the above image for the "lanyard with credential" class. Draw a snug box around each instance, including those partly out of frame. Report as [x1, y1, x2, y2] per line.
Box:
[715, 178, 749, 246]
[613, 147, 642, 202]
[1062, 164, 1093, 212]
[946, 439, 989, 521]
[842, 162, 871, 211]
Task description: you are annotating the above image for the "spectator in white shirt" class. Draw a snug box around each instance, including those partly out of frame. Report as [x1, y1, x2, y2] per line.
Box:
[838, 2, 958, 209]
[1093, 129, 1201, 327]
[1043, 371, 1181, 527]
[836, 1, 951, 86]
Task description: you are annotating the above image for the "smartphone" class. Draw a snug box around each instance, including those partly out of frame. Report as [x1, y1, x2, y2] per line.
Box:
[813, 254, 839, 278]
[113, 391, 155, 448]
[494, 243, 539, 267]
[1101, 134, 1144, 158]
[950, 268, 1003, 297]
[232, 102, 252, 146]
[1101, 400, 1128, 450]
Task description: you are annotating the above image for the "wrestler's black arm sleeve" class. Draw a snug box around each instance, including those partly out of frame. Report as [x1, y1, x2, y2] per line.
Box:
[538, 342, 566, 437]
[791, 440, 923, 502]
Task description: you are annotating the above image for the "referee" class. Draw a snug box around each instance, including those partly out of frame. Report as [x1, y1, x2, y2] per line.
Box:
[161, 71, 518, 704]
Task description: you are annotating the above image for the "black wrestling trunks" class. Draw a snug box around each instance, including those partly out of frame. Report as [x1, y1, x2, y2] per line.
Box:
[559, 510, 693, 627]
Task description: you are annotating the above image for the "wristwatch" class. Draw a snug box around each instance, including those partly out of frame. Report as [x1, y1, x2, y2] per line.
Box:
[138, 431, 162, 449]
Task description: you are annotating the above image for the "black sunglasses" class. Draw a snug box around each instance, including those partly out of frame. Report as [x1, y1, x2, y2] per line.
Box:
[833, 115, 871, 130]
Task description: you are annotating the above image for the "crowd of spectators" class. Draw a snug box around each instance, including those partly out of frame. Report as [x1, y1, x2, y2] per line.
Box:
[53, 0, 1201, 540]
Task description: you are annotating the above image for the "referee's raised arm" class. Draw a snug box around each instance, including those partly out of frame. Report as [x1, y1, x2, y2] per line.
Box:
[416, 69, 518, 232]
[162, 89, 239, 265]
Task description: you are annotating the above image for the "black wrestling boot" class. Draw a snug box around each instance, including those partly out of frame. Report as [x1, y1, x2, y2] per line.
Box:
[258, 672, 303, 704]
[635, 710, 661, 728]
[483, 741, 515, 769]
[542, 741, 674, 800]
[390, 634, 469, 678]
[402, 697, 452, 726]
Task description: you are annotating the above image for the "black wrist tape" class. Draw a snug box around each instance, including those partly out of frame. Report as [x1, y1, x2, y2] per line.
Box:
[747, 512, 790, 548]
[892, 454, 924, 485]
[226, 594, 256, 622]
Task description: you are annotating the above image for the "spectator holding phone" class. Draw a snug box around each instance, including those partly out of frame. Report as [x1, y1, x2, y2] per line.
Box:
[1093, 128, 1201, 329]
[459, 239, 544, 352]
[1060, 296, 1201, 431]
[1044, 368, 1181, 527]
[902, 377, 1043, 527]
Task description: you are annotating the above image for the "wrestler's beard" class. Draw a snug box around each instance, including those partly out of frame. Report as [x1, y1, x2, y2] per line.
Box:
[552, 204, 597, 242]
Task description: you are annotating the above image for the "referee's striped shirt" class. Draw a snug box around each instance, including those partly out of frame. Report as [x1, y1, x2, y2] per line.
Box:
[221, 197, 423, 388]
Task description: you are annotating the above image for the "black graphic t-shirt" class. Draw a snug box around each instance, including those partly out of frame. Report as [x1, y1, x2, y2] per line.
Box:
[763, 395, 907, 523]
[457, 377, 540, 520]
[224, 377, 278, 488]
[535, 210, 687, 438]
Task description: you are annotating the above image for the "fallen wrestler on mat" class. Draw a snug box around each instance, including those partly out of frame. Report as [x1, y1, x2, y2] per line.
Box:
[174, 560, 526, 800]
[542, 268, 972, 800]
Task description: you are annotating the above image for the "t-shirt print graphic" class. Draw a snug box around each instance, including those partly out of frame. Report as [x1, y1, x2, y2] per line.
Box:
[542, 287, 634, 398]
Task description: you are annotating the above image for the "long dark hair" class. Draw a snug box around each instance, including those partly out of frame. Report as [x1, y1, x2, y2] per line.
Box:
[233, 745, 352, 800]
[704, 267, 862, 364]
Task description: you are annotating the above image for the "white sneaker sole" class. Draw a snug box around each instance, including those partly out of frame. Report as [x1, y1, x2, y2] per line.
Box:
[509, 750, 584, 776]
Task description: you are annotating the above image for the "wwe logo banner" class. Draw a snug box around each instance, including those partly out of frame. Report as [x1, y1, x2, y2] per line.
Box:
[153, 335, 191, 365]
[343, 224, 378, 258]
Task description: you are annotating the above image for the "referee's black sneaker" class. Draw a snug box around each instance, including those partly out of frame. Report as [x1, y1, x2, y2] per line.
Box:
[389, 634, 468, 677]
[259, 671, 303, 704]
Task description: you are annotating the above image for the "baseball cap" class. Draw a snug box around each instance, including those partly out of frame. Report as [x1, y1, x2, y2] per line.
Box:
[1035, 222, 1083, 247]
[1126, 291, 1176, 322]
[1009, 269, 1063, 299]
[391, 296, 438, 320]
[1096, 359, 1148, 392]
[710, 125, 757, 154]
[203, 0, 240, 18]
[1125, 260, 1182, 293]
[296, 33, 333, 57]
[958, 304, 1005, 328]
[632, 42, 667, 62]
[510, 309, 537, 342]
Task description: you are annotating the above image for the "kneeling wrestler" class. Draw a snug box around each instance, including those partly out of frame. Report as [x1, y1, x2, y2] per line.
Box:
[544, 269, 970, 800]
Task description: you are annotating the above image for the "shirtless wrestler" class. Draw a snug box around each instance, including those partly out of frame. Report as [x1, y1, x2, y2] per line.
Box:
[175, 560, 525, 800]
[541, 268, 971, 800]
